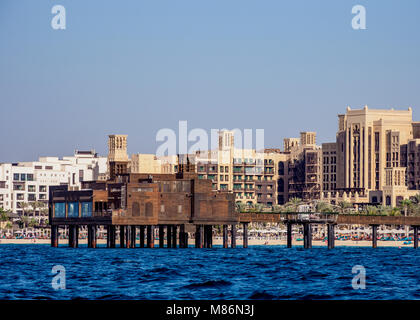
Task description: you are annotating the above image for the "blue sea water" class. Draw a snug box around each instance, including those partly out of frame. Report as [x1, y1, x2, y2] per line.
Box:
[0, 244, 419, 300]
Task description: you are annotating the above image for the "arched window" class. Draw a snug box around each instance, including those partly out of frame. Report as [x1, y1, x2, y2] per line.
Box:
[277, 178, 284, 192]
[145, 202, 153, 217]
[386, 196, 391, 206]
[278, 162, 284, 175]
[132, 202, 140, 216]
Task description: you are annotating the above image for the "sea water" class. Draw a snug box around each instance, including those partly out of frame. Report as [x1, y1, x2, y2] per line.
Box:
[0, 244, 419, 300]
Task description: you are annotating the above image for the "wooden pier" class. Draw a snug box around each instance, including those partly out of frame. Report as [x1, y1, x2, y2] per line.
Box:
[48, 172, 420, 249]
[49, 172, 249, 249]
[238, 212, 420, 249]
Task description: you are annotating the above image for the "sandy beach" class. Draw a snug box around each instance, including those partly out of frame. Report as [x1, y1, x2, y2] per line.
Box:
[0, 238, 414, 247]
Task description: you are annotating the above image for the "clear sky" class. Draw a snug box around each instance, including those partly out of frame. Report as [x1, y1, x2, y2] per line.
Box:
[1, 0, 419, 162]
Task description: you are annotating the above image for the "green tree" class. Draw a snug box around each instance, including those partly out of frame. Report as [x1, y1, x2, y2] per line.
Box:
[411, 193, 420, 206]
[315, 201, 333, 213]
[17, 216, 29, 229]
[336, 201, 353, 214]
[0, 208, 9, 222]
[20, 202, 31, 217]
[364, 205, 378, 215]
[28, 218, 38, 228]
[286, 198, 303, 212]
[400, 199, 413, 218]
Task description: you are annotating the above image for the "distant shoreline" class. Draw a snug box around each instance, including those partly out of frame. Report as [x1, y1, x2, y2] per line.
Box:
[0, 238, 414, 247]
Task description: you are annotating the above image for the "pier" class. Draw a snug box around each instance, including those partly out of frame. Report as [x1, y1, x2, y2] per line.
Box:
[49, 172, 248, 249]
[239, 212, 420, 249]
[49, 172, 420, 250]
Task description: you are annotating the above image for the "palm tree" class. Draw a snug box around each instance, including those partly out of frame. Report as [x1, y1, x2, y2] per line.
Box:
[411, 193, 420, 206]
[315, 201, 333, 213]
[336, 201, 353, 214]
[364, 206, 378, 215]
[31, 201, 39, 219]
[400, 199, 412, 217]
[0, 208, 9, 222]
[286, 198, 303, 212]
[20, 202, 30, 217]
[400, 199, 413, 238]
[17, 215, 29, 229]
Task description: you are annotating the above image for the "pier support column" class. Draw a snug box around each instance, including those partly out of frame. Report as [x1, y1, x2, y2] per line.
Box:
[87, 225, 92, 248]
[200, 225, 205, 248]
[92, 225, 97, 248]
[75, 225, 79, 248]
[51, 225, 58, 247]
[106, 226, 111, 248]
[203, 225, 213, 248]
[222, 225, 228, 248]
[372, 225, 378, 248]
[147, 225, 155, 248]
[167, 225, 172, 248]
[179, 225, 187, 248]
[327, 224, 335, 249]
[130, 226, 136, 248]
[303, 223, 312, 249]
[172, 225, 177, 248]
[69, 225, 78, 248]
[286, 223, 292, 248]
[195, 225, 202, 248]
[414, 226, 418, 249]
[183, 227, 188, 248]
[125, 225, 131, 248]
[243, 223, 248, 248]
[231, 224, 236, 248]
[203, 225, 208, 248]
[159, 225, 165, 248]
[139, 226, 145, 248]
[68, 225, 73, 247]
[88, 225, 97, 248]
[120, 226, 126, 248]
[208, 225, 213, 248]
[110, 225, 116, 248]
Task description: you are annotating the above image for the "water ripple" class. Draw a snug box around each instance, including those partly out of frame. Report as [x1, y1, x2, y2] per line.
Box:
[0, 244, 419, 299]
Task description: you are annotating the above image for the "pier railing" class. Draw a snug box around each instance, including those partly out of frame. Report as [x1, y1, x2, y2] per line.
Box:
[93, 210, 113, 217]
[284, 213, 338, 224]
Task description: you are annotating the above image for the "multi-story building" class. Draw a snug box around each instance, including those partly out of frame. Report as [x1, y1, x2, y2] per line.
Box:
[404, 139, 420, 190]
[286, 132, 322, 202]
[322, 106, 420, 207]
[131, 154, 162, 174]
[0, 150, 107, 215]
[321, 143, 337, 194]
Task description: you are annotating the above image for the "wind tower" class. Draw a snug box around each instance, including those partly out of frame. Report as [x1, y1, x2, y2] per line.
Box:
[108, 134, 129, 180]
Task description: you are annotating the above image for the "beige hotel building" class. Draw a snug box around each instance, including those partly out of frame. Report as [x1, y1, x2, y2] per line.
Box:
[108, 106, 420, 209]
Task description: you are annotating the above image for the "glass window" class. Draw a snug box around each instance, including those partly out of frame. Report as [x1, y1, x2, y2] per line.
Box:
[13, 174, 19, 181]
[28, 185, 36, 192]
[81, 202, 92, 217]
[68, 202, 79, 218]
[20, 174, 26, 181]
[54, 202, 66, 217]
[27, 174, 34, 181]
[39, 186, 47, 192]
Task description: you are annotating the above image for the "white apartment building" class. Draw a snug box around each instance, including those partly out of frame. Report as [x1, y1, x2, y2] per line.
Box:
[0, 150, 107, 214]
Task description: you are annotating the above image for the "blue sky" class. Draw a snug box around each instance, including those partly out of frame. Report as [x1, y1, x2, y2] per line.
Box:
[1, 0, 419, 161]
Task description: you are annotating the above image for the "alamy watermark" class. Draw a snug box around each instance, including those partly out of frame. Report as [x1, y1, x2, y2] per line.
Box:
[51, 265, 66, 290]
[352, 5, 366, 30]
[51, 5, 66, 30]
[155, 121, 265, 166]
[352, 265, 366, 290]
